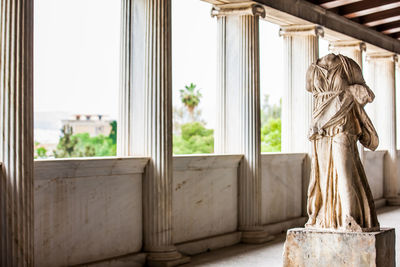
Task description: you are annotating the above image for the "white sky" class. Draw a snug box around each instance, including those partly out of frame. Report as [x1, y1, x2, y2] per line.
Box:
[34, 0, 330, 134]
[34, 0, 121, 119]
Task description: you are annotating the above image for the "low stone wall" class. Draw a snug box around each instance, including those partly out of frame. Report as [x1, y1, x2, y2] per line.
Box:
[261, 153, 306, 225]
[397, 151, 400, 195]
[365, 150, 385, 200]
[34, 157, 148, 267]
[33, 151, 389, 266]
[173, 155, 242, 244]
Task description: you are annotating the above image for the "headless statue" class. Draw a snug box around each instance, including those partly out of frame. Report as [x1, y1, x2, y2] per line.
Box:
[305, 53, 379, 232]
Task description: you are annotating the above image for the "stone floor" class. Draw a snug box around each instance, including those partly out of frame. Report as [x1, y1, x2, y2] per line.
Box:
[182, 206, 400, 267]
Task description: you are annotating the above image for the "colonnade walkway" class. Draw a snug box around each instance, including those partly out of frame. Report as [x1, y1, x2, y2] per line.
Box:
[184, 206, 400, 267]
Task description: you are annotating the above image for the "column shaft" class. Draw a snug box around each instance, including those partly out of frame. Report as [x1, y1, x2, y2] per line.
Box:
[366, 53, 399, 202]
[213, 4, 271, 243]
[215, 16, 226, 154]
[329, 41, 366, 163]
[0, 0, 34, 266]
[280, 25, 321, 153]
[119, 0, 189, 265]
[238, 14, 261, 231]
[142, 0, 173, 252]
[280, 25, 322, 217]
[118, 0, 133, 156]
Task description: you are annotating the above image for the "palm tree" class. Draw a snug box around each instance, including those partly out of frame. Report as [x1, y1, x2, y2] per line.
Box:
[179, 83, 202, 121]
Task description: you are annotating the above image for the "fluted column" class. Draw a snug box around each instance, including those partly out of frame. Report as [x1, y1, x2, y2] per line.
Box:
[214, 16, 227, 154]
[366, 53, 400, 205]
[329, 40, 366, 163]
[213, 4, 272, 243]
[0, 0, 34, 266]
[118, 0, 133, 156]
[280, 25, 322, 153]
[280, 25, 322, 217]
[119, 0, 189, 265]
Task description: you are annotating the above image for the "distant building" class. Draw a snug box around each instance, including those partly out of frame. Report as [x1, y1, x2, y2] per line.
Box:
[62, 114, 113, 137]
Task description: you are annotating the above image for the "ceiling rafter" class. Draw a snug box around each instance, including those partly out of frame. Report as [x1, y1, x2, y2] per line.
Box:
[338, 0, 400, 19]
[390, 32, 400, 39]
[376, 21, 400, 34]
[305, 0, 400, 43]
[358, 7, 400, 27]
[312, 0, 362, 9]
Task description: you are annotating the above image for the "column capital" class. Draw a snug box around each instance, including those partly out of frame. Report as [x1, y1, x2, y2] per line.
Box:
[329, 40, 366, 52]
[279, 24, 324, 38]
[211, 3, 265, 18]
[367, 52, 397, 62]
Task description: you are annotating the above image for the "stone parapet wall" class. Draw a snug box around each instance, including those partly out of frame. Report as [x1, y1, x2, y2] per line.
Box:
[34, 157, 148, 267]
[173, 155, 242, 244]
[33, 151, 388, 266]
[365, 150, 386, 200]
[261, 153, 306, 225]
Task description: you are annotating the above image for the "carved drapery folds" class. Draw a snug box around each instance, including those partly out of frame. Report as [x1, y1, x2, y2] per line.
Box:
[329, 40, 366, 163]
[0, 0, 34, 265]
[305, 54, 379, 232]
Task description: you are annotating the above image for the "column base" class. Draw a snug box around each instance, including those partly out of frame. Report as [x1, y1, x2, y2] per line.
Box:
[146, 250, 190, 267]
[387, 196, 400, 206]
[283, 228, 395, 267]
[241, 230, 274, 244]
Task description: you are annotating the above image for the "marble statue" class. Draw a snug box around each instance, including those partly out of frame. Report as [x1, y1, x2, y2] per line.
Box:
[305, 53, 380, 232]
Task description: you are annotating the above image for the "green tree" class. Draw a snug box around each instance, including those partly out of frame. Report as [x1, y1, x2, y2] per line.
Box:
[73, 133, 116, 157]
[261, 118, 281, 152]
[173, 122, 214, 154]
[109, 120, 117, 144]
[53, 125, 79, 158]
[54, 126, 116, 158]
[179, 83, 202, 121]
[37, 147, 47, 158]
[261, 94, 281, 126]
[260, 94, 282, 152]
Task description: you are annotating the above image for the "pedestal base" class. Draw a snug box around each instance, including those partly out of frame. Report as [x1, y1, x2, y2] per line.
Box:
[283, 228, 395, 267]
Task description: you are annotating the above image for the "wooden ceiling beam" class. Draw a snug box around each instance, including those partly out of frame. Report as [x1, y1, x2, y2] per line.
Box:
[376, 21, 400, 34]
[254, 0, 400, 53]
[390, 32, 400, 39]
[339, 0, 400, 19]
[359, 7, 400, 27]
[312, 0, 362, 9]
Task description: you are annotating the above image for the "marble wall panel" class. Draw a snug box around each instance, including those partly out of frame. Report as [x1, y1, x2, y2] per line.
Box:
[34, 157, 148, 267]
[261, 153, 306, 225]
[172, 155, 242, 244]
[365, 150, 385, 200]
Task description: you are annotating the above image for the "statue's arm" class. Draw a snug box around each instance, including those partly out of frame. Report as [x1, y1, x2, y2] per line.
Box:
[347, 59, 375, 105]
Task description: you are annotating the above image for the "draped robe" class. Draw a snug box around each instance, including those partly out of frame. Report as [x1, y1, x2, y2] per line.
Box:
[305, 54, 379, 232]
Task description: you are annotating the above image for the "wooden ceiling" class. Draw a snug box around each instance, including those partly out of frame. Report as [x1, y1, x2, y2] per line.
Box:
[308, 0, 400, 40]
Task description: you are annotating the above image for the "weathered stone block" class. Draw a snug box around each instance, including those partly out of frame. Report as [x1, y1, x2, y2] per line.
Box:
[283, 228, 395, 267]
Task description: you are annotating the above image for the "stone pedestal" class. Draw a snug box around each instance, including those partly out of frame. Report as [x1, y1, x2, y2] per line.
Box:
[283, 228, 395, 267]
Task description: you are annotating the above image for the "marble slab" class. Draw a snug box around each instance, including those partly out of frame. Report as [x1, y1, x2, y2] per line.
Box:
[283, 228, 395, 267]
